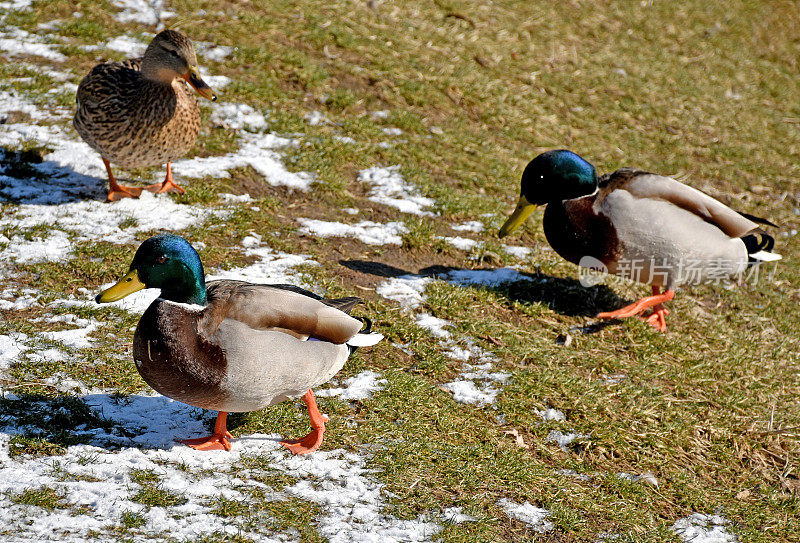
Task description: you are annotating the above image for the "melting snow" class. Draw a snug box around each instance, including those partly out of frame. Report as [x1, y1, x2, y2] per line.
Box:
[498, 498, 554, 533]
[316, 370, 387, 401]
[171, 132, 313, 190]
[451, 220, 484, 233]
[297, 218, 408, 246]
[672, 513, 738, 543]
[209, 103, 268, 131]
[0, 333, 27, 370]
[358, 165, 435, 216]
[105, 34, 147, 55]
[547, 430, 590, 451]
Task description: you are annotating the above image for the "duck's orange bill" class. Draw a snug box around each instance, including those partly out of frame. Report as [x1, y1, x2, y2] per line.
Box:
[96, 269, 146, 303]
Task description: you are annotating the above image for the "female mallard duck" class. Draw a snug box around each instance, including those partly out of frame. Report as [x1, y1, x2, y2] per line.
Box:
[498, 150, 781, 332]
[96, 234, 382, 453]
[74, 30, 216, 202]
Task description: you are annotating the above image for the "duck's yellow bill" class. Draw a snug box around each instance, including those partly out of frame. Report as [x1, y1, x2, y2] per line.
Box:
[96, 270, 146, 303]
[185, 66, 216, 101]
[498, 195, 537, 238]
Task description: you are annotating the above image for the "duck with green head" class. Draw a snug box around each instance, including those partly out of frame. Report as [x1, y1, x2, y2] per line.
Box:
[97, 234, 382, 453]
[498, 150, 781, 331]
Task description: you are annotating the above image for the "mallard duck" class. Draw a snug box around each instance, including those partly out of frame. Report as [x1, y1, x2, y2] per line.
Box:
[74, 30, 216, 202]
[498, 150, 781, 331]
[96, 234, 383, 453]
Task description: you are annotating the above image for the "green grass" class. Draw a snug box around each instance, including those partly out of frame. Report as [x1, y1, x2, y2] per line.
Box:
[1, 0, 799, 541]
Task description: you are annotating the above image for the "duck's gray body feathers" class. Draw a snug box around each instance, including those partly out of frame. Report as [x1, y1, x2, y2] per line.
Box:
[132, 281, 363, 413]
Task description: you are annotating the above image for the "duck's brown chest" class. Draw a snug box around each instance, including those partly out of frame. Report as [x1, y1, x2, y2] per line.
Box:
[133, 301, 228, 410]
[542, 196, 621, 266]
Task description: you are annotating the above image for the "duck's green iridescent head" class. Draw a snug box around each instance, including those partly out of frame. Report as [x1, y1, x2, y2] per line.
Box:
[96, 234, 207, 305]
[498, 150, 598, 238]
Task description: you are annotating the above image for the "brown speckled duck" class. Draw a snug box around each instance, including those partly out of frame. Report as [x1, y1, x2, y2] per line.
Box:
[96, 234, 383, 453]
[74, 30, 216, 202]
[498, 150, 781, 332]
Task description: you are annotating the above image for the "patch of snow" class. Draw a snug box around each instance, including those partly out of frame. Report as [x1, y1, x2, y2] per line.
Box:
[451, 220, 484, 233]
[443, 236, 480, 251]
[358, 165, 435, 216]
[0, 389, 442, 542]
[498, 498, 554, 533]
[110, 0, 171, 26]
[208, 232, 317, 286]
[537, 408, 566, 422]
[370, 110, 389, 119]
[105, 35, 147, 56]
[415, 313, 451, 338]
[617, 472, 658, 487]
[442, 380, 501, 406]
[305, 111, 329, 126]
[442, 506, 477, 523]
[382, 127, 402, 136]
[0, 230, 72, 263]
[502, 244, 532, 259]
[172, 132, 313, 190]
[672, 513, 738, 543]
[0, 289, 39, 310]
[0, 27, 66, 62]
[1, 192, 217, 252]
[202, 45, 233, 62]
[547, 430, 589, 451]
[343, 207, 359, 215]
[375, 276, 432, 309]
[0, 0, 32, 9]
[40, 316, 101, 349]
[316, 370, 387, 401]
[0, 333, 27, 370]
[210, 103, 268, 131]
[297, 218, 408, 246]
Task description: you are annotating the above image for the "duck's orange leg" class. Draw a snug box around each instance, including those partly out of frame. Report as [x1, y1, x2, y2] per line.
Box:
[281, 390, 329, 455]
[597, 286, 675, 332]
[146, 162, 186, 194]
[179, 411, 233, 451]
[103, 158, 142, 202]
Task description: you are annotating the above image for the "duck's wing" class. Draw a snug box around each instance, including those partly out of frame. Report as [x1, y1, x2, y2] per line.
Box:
[200, 280, 364, 343]
[259, 283, 362, 314]
[600, 169, 762, 238]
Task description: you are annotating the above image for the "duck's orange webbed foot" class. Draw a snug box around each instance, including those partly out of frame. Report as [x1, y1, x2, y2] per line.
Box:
[597, 286, 675, 332]
[103, 158, 142, 202]
[146, 162, 186, 194]
[180, 412, 233, 451]
[280, 390, 328, 456]
[644, 306, 670, 332]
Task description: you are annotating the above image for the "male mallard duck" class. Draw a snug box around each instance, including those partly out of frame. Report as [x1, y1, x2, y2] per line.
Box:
[498, 150, 781, 331]
[96, 234, 382, 453]
[74, 30, 216, 202]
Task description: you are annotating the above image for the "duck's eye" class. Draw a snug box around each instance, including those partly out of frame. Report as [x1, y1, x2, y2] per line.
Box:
[156, 255, 167, 264]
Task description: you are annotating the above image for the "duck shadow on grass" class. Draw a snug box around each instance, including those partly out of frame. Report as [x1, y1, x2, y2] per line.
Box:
[0, 392, 275, 454]
[340, 259, 629, 320]
[0, 147, 107, 204]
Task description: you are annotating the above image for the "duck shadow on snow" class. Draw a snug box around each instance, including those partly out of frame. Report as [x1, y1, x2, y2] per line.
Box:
[340, 259, 628, 319]
[0, 147, 107, 204]
[0, 392, 271, 453]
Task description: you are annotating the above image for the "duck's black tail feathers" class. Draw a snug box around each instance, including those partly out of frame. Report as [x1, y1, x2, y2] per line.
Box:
[742, 230, 781, 263]
[346, 316, 382, 354]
